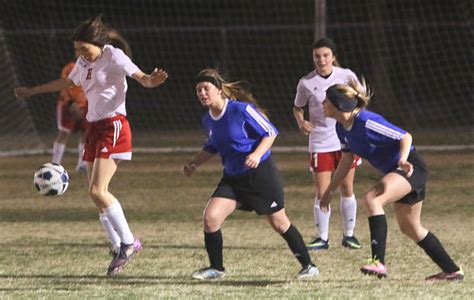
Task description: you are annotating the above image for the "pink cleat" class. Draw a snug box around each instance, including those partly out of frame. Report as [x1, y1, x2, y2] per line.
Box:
[425, 267, 464, 282]
[360, 258, 387, 278]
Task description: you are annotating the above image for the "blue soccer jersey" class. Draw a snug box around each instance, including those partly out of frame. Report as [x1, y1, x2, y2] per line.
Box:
[202, 99, 278, 176]
[336, 110, 415, 174]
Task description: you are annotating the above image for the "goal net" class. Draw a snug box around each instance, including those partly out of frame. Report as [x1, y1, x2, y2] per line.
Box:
[1, 0, 471, 156]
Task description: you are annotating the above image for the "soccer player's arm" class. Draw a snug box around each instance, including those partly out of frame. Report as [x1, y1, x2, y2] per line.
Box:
[14, 77, 74, 99]
[293, 81, 313, 135]
[243, 105, 278, 168]
[398, 132, 413, 177]
[132, 69, 168, 88]
[183, 149, 215, 177]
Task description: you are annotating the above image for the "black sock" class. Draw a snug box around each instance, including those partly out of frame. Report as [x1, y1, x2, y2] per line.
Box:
[204, 230, 224, 271]
[368, 215, 387, 264]
[417, 232, 459, 273]
[281, 224, 313, 267]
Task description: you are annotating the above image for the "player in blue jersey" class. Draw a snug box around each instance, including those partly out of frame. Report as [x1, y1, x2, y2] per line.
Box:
[318, 78, 463, 281]
[183, 68, 319, 280]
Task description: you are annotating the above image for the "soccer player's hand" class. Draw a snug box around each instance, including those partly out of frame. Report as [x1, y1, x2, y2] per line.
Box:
[149, 68, 168, 87]
[298, 120, 314, 135]
[245, 153, 261, 169]
[398, 160, 413, 177]
[319, 193, 331, 212]
[183, 162, 197, 176]
[14, 87, 33, 98]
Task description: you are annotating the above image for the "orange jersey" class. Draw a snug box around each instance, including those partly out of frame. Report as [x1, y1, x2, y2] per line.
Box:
[58, 62, 87, 109]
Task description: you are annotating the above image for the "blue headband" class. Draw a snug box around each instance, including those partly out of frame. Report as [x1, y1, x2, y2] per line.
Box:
[326, 85, 358, 112]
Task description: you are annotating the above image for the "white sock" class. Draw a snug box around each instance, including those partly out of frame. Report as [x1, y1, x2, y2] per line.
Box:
[99, 213, 121, 252]
[52, 142, 66, 164]
[314, 198, 331, 241]
[104, 200, 134, 245]
[340, 194, 357, 237]
[76, 142, 86, 168]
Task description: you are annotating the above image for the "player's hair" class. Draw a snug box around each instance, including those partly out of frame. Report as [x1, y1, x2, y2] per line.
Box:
[332, 77, 373, 109]
[313, 37, 340, 67]
[71, 16, 132, 58]
[196, 68, 267, 115]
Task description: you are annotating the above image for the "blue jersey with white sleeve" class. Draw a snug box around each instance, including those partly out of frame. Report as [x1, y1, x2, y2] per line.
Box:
[336, 110, 415, 174]
[202, 99, 278, 176]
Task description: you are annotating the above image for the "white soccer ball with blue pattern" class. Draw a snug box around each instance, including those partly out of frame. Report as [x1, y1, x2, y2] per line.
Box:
[33, 163, 69, 196]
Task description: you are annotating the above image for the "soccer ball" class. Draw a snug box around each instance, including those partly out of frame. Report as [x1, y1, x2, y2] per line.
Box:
[33, 163, 69, 196]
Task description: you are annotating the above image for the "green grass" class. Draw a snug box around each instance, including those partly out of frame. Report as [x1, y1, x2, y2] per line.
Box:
[0, 152, 473, 299]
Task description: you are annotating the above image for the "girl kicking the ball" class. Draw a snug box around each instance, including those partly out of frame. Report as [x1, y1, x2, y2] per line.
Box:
[183, 68, 319, 280]
[318, 77, 463, 281]
[14, 16, 168, 276]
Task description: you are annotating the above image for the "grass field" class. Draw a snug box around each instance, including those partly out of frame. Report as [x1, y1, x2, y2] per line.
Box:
[0, 152, 473, 299]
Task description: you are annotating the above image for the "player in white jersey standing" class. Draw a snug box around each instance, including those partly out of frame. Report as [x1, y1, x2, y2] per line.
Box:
[293, 38, 362, 250]
[14, 16, 168, 275]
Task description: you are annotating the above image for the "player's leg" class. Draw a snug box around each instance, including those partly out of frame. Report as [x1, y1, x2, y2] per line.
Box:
[339, 166, 361, 249]
[52, 130, 70, 164]
[192, 197, 237, 280]
[360, 173, 411, 278]
[89, 158, 139, 275]
[393, 202, 463, 281]
[307, 169, 331, 249]
[266, 208, 319, 278]
[75, 132, 87, 173]
[53, 101, 74, 164]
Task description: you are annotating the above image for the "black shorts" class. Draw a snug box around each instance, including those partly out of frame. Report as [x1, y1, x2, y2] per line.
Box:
[211, 157, 285, 215]
[392, 150, 428, 204]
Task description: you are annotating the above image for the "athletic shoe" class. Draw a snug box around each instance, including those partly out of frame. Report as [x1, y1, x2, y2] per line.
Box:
[297, 264, 320, 279]
[360, 259, 387, 278]
[307, 237, 329, 250]
[106, 238, 142, 276]
[192, 267, 225, 280]
[341, 235, 362, 249]
[109, 238, 142, 257]
[425, 267, 464, 282]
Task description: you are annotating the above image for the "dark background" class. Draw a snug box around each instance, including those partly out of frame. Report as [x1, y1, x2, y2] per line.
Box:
[1, 0, 472, 145]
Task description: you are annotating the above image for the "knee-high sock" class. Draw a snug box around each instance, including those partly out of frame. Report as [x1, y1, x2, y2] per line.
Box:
[281, 224, 313, 267]
[417, 232, 459, 273]
[314, 198, 331, 241]
[340, 194, 357, 237]
[204, 230, 224, 271]
[368, 215, 387, 264]
[52, 142, 66, 164]
[103, 200, 134, 245]
[99, 213, 121, 252]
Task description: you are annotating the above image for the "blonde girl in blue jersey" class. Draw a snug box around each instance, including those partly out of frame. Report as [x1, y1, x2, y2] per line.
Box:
[318, 78, 463, 281]
[183, 68, 319, 280]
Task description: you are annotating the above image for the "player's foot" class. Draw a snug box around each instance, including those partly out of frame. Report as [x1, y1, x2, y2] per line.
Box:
[297, 264, 319, 279]
[192, 267, 225, 280]
[307, 237, 329, 250]
[425, 267, 464, 282]
[109, 238, 142, 257]
[360, 258, 387, 278]
[106, 238, 142, 276]
[75, 164, 87, 174]
[341, 235, 362, 249]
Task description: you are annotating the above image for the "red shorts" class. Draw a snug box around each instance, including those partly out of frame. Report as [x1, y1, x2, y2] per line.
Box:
[56, 101, 88, 133]
[83, 115, 132, 162]
[309, 151, 361, 172]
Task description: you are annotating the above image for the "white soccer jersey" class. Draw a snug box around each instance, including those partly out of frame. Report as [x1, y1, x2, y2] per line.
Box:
[294, 66, 359, 152]
[68, 45, 141, 122]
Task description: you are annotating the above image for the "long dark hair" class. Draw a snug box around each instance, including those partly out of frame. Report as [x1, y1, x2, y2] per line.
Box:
[71, 16, 132, 58]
